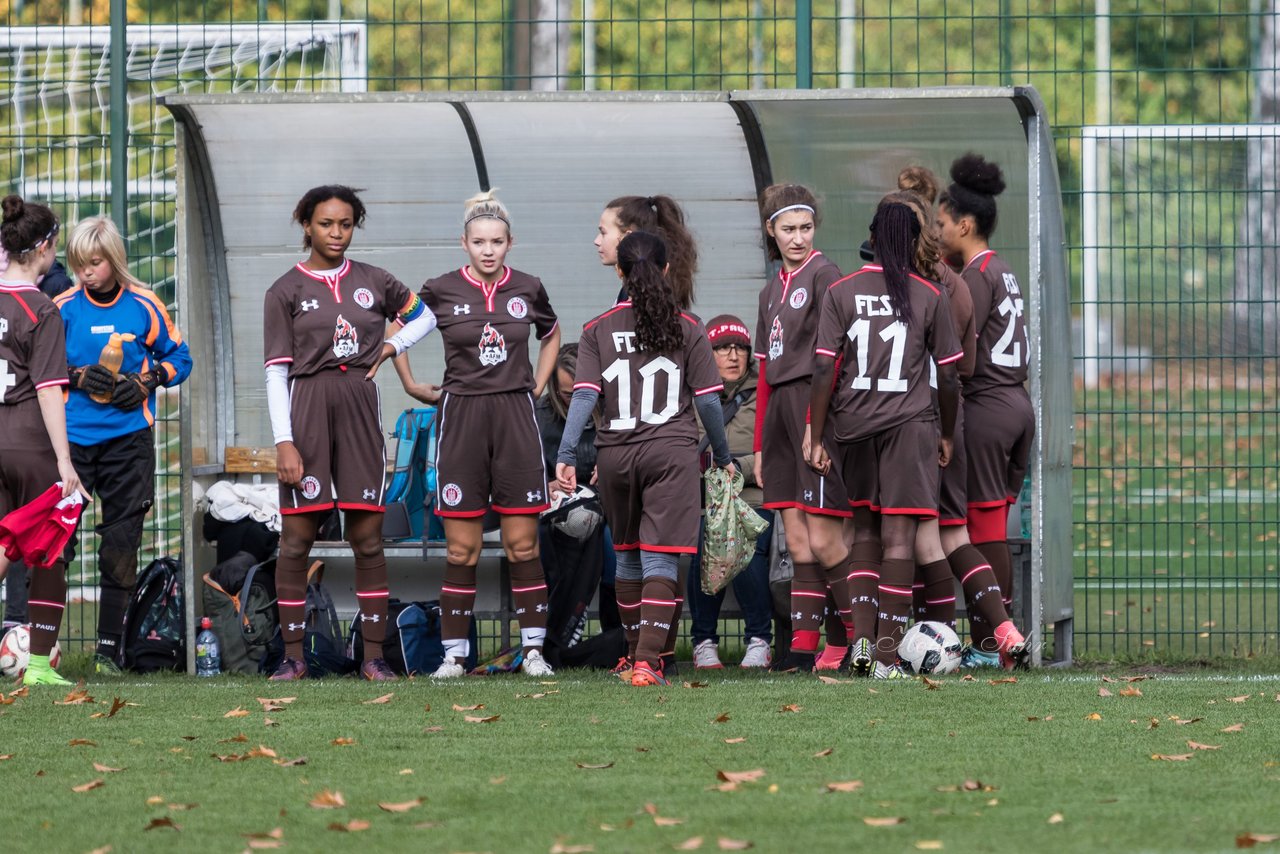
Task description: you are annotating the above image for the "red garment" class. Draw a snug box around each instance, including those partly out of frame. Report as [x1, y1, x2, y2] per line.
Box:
[0, 483, 86, 568]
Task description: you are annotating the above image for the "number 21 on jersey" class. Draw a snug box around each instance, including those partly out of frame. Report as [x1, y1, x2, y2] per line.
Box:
[601, 356, 681, 430]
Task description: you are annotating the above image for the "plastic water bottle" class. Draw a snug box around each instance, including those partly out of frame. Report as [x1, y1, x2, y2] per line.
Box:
[195, 617, 221, 677]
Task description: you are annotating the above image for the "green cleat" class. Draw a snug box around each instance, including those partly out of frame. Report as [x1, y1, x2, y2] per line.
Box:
[24, 663, 73, 687]
[94, 654, 124, 676]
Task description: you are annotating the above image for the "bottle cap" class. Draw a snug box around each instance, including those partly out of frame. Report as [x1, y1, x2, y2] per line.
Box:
[200, 617, 212, 629]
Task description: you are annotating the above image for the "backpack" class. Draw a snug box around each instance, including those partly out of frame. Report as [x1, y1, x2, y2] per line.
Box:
[201, 555, 280, 675]
[383, 407, 443, 541]
[302, 561, 356, 677]
[348, 598, 477, 675]
[121, 557, 186, 673]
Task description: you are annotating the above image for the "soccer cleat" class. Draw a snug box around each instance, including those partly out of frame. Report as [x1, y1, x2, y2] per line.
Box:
[610, 656, 634, 681]
[430, 659, 466, 679]
[814, 644, 848, 671]
[23, 663, 73, 686]
[93, 653, 123, 676]
[693, 639, 724, 669]
[994, 621, 1031, 670]
[873, 661, 912, 680]
[739, 637, 772, 669]
[521, 648, 555, 677]
[960, 646, 1002, 669]
[631, 660, 668, 686]
[360, 657, 397, 681]
[769, 650, 815, 673]
[850, 638, 874, 677]
[268, 657, 307, 682]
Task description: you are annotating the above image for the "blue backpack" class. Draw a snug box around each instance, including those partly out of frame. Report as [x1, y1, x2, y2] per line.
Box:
[384, 407, 442, 540]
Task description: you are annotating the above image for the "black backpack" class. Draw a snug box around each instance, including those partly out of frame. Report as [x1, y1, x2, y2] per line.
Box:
[120, 557, 186, 673]
[302, 561, 356, 677]
[348, 599, 477, 675]
[202, 553, 280, 675]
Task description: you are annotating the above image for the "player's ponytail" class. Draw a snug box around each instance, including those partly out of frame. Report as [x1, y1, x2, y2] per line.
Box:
[605, 194, 697, 309]
[463, 188, 511, 234]
[869, 197, 921, 327]
[939, 152, 1004, 238]
[618, 230, 682, 353]
[0, 194, 59, 264]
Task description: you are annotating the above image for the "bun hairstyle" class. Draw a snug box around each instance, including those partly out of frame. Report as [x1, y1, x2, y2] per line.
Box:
[869, 196, 923, 327]
[759, 183, 821, 262]
[939, 152, 1005, 239]
[617, 230, 683, 354]
[292, 185, 367, 249]
[892, 170, 946, 276]
[463, 188, 511, 234]
[605, 195, 697, 309]
[1, 194, 59, 262]
[896, 166, 942, 206]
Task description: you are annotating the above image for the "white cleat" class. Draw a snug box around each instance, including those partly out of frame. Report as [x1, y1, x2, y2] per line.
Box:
[521, 648, 555, 677]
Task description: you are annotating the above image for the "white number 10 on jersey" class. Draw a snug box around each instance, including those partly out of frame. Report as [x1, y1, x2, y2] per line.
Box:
[601, 356, 681, 430]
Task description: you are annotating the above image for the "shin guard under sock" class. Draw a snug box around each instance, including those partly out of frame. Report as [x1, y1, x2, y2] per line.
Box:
[789, 561, 825, 653]
[847, 542, 881, 645]
[615, 576, 643, 661]
[976, 541, 1014, 615]
[635, 576, 679, 668]
[355, 553, 390, 661]
[822, 563, 853, 643]
[27, 561, 68, 657]
[439, 562, 477, 663]
[275, 553, 308, 662]
[874, 558, 915, 665]
[949, 544, 1007, 652]
[917, 559, 956, 626]
[509, 558, 549, 650]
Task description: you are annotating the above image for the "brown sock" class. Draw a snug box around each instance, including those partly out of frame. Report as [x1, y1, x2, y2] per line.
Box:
[976, 540, 1015, 631]
[635, 576, 679, 668]
[509, 558, 549, 651]
[789, 562, 825, 652]
[615, 576, 642, 660]
[847, 542, 880, 645]
[27, 562, 68, 657]
[439, 562, 477, 663]
[275, 552, 308, 662]
[917, 559, 956, 626]
[875, 558, 915, 665]
[951, 544, 1008, 652]
[662, 595, 684, 658]
[822, 561, 853, 642]
[823, 594, 850, 647]
[354, 553, 390, 662]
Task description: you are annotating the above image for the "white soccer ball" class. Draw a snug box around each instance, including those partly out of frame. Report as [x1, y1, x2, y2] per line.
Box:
[0, 625, 62, 678]
[543, 486, 604, 540]
[897, 621, 963, 675]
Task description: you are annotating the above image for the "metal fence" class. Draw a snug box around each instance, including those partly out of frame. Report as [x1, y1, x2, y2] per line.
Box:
[2, 2, 1276, 657]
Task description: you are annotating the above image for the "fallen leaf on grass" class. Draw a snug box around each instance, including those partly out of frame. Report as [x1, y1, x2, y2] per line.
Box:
[1188, 741, 1221, 751]
[328, 820, 370, 832]
[724, 737, 746, 744]
[247, 841, 283, 850]
[817, 675, 849, 685]
[1048, 813, 1064, 824]
[1175, 717, 1203, 725]
[682, 681, 708, 689]
[309, 789, 346, 809]
[9, 686, 29, 698]
[0, 754, 11, 760]
[826, 781, 864, 793]
[68, 739, 96, 747]
[716, 769, 765, 784]
[167, 803, 198, 811]
[988, 677, 1017, 685]
[813, 748, 833, 757]
[224, 707, 250, 718]
[576, 762, 614, 770]
[960, 675, 974, 682]
[1151, 754, 1193, 761]
[863, 816, 905, 827]
[779, 704, 802, 713]
[144, 817, 179, 831]
[87, 847, 113, 854]
[713, 713, 731, 723]
[915, 842, 944, 850]
[0, 696, 13, 706]
[922, 677, 942, 690]
[106, 697, 128, 718]
[332, 737, 356, 746]
[72, 779, 105, 793]
[146, 796, 165, 806]
[378, 798, 423, 813]
[1229, 695, 1251, 703]
[465, 715, 501, 723]
[490, 776, 507, 785]
[1237, 833, 1280, 848]
[1124, 675, 1148, 683]
[1085, 713, 1102, 721]
[550, 841, 594, 854]
[56, 682, 94, 705]
[452, 703, 485, 712]
[219, 734, 248, 744]
[246, 746, 277, 759]
[263, 718, 278, 727]
[717, 838, 753, 850]
[674, 838, 704, 851]
[599, 819, 634, 832]
[644, 803, 684, 826]
[92, 763, 125, 773]
[274, 756, 307, 767]
[1223, 724, 1246, 733]
[1118, 687, 1143, 697]
[424, 726, 444, 733]
[710, 782, 740, 792]
[256, 697, 295, 708]
[1098, 687, 1113, 697]
[363, 694, 394, 705]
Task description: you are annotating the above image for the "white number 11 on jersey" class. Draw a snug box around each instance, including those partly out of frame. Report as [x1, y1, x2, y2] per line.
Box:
[847, 318, 908, 393]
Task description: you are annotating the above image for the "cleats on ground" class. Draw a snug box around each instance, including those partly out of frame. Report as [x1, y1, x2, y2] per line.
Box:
[430, 660, 466, 679]
[268, 657, 307, 682]
[23, 665, 73, 686]
[850, 638, 874, 677]
[769, 650, 815, 673]
[631, 660, 668, 686]
[521, 648, 555, 677]
[873, 661, 911, 680]
[93, 653, 123, 676]
[693, 639, 723, 669]
[814, 644, 848, 671]
[960, 647, 1002, 669]
[739, 637, 771, 669]
[610, 656, 634, 681]
[360, 657, 397, 681]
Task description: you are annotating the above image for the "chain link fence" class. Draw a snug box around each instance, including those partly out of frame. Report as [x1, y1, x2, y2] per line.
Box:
[2, 1, 1275, 657]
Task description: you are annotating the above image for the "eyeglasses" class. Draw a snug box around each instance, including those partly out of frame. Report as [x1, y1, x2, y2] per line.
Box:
[712, 343, 750, 355]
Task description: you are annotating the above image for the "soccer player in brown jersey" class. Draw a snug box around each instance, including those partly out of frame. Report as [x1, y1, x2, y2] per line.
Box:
[808, 195, 965, 678]
[896, 174, 1028, 669]
[406, 190, 561, 679]
[595, 195, 698, 309]
[0, 194, 85, 686]
[263, 185, 437, 682]
[750, 185, 856, 673]
[937, 154, 1036, 668]
[555, 231, 733, 687]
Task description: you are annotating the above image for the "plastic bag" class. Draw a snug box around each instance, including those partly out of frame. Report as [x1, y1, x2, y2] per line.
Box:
[701, 467, 771, 595]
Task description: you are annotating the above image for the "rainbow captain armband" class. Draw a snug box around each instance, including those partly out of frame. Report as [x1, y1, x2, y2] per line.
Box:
[400, 294, 425, 322]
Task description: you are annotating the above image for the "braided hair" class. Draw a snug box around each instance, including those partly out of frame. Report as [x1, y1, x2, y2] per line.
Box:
[869, 197, 923, 327]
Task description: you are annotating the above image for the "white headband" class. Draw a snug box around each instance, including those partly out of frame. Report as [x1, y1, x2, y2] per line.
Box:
[768, 203, 816, 222]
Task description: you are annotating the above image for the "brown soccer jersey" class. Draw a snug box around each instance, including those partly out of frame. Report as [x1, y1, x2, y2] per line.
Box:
[263, 259, 416, 377]
[960, 250, 1029, 396]
[574, 303, 723, 449]
[752, 250, 843, 386]
[936, 262, 976, 381]
[815, 265, 964, 443]
[419, 266, 558, 395]
[0, 282, 69, 406]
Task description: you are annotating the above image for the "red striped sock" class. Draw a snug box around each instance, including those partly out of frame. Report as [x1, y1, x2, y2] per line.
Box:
[275, 553, 308, 662]
[635, 577, 679, 667]
[355, 554, 390, 661]
[439, 562, 476, 663]
[875, 558, 915, 665]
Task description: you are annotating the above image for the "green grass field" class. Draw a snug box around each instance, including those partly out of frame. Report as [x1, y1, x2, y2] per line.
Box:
[3, 667, 1279, 853]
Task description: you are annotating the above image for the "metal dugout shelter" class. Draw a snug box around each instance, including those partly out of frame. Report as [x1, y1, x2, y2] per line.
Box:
[165, 87, 1073, 667]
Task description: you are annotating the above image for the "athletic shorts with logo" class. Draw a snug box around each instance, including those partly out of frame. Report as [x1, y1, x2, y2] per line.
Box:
[433, 391, 550, 517]
[839, 418, 941, 517]
[964, 384, 1034, 509]
[595, 438, 701, 554]
[760, 379, 850, 517]
[280, 368, 387, 515]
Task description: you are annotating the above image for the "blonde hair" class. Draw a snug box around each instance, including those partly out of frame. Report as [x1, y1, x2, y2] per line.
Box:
[66, 216, 145, 289]
[463, 189, 511, 233]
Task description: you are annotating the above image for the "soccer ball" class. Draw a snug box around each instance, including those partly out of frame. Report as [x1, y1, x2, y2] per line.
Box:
[0, 625, 62, 678]
[542, 486, 604, 540]
[897, 621, 963, 675]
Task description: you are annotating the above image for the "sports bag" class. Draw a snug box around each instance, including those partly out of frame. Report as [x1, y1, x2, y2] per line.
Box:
[701, 468, 771, 595]
[201, 555, 279, 674]
[302, 561, 356, 676]
[348, 598, 477, 675]
[383, 407, 441, 541]
[121, 556, 186, 673]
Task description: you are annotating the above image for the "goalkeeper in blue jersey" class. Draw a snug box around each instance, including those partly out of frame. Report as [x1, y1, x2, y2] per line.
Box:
[53, 216, 192, 674]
